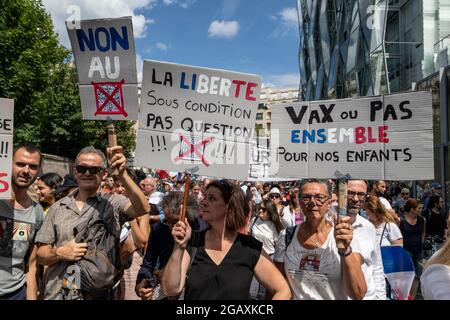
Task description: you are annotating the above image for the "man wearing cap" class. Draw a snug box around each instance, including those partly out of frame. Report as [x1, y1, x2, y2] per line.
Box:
[394, 188, 410, 215]
[0, 144, 44, 300]
[269, 186, 294, 229]
[35, 146, 150, 300]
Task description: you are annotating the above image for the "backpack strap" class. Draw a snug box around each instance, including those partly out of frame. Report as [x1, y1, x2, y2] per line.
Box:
[380, 223, 388, 246]
[285, 225, 298, 248]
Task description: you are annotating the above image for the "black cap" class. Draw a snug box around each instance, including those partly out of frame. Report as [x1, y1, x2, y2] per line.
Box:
[54, 174, 78, 194]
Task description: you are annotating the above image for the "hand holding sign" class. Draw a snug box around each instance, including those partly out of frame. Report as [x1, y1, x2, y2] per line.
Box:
[172, 217, 192, 250]
[107, 145, 126, 177]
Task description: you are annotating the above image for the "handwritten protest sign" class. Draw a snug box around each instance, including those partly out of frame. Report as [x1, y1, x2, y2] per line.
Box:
[66, 17, 138, 120]
[0, 99, 14, 199]
[270, 91, 433, 180]
[135, 60, 261, 179]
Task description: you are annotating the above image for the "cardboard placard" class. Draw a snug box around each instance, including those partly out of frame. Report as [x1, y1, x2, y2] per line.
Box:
[135, 60, 262, 179]
[66, 17, 139, 120]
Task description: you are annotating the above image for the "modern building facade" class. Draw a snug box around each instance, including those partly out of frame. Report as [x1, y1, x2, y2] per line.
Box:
[256, 87, 299, 136]
[296, 0, 450, 212]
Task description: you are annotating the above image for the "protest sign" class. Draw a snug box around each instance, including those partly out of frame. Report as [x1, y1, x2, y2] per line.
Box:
[0, 99, 14, 199]
[270, 91, 433, 180]
[135, 60, 261, 179]
[66, 16, 139, 120]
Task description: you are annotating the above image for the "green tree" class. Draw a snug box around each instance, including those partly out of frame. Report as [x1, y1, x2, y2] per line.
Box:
[0, 0, 136, 160]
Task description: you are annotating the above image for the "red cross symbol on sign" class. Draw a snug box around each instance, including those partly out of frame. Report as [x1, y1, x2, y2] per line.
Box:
[92, 79, 128, 117]
[174, 134, 214, 167]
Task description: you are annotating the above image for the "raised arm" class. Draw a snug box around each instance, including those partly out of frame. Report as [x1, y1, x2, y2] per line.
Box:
[161, 219, 191, 297]
[108, 146, 150, 218]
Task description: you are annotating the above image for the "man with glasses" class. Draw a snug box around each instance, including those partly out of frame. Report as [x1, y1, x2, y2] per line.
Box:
[35, 146, 150, 300]
[347, 180, 386, 300]
[394, 188, 410, 215]
[0, 144, 44, 300]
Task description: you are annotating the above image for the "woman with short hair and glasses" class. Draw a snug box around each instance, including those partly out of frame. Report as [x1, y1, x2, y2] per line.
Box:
[273, 179, 367, 300]
[162, 180, 291, 300]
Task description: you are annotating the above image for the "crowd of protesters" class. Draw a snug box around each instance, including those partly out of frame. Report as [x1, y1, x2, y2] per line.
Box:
[1, 143, 449, 300]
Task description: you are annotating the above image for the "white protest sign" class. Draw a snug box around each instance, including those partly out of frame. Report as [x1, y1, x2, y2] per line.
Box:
[66, 16, 139, 120]
[135, 60, 262, 179]
[0, 99, 14, 199]
[270, 91, 434, 180]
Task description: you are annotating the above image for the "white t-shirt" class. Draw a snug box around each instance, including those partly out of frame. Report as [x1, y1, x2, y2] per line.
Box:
[280, 206, 295, 229]
[273, 225, 348, 300]
[421, 264, 450, 300]
[352, 215, 386, 300]
[249, 217, 279, 255]
[375, 222, 403, 246]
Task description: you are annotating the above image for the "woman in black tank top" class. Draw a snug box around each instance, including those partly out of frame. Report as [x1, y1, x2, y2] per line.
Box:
[162, 179, 291, 300]
[400, 199, 425, 276]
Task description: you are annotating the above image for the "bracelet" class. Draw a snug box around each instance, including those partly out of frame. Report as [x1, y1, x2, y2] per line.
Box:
[338, 246, 352, 257]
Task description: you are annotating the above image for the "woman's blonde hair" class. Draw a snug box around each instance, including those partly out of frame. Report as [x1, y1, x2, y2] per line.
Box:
[363, 195, 396, 224]
[425, 238, 450, 268]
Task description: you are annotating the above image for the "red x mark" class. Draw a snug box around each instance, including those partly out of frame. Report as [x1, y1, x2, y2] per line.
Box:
[174, 134, 214, 167]
[92, 79, 128, 117]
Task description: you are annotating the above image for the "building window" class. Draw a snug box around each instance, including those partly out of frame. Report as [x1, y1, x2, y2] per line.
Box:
[267, 112, 271, 119]
[258, 103, 266, 109]
[256, 113, 263, 120]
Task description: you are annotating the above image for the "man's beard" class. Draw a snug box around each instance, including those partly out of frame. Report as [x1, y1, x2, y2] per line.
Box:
[12, 174, 35, 189]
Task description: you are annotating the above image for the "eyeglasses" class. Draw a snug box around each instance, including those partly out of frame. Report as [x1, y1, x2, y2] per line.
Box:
[75, 165, 104, 175]
[269, 194, 280, 199]
[347, 191, 367, 201]
[301, 193, 329, 206]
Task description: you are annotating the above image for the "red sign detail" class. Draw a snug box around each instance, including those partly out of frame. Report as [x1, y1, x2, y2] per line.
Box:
[174, 134, 214, 167]
[92, 79, 128, 117]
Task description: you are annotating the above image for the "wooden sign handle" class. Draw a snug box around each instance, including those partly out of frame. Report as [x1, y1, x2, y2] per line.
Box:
[107, 123, 119, 175]
[336, 179, 347, 250]
[180, 175, 191, 222]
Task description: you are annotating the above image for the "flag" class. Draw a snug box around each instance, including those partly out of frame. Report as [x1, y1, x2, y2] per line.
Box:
[381, 246, 415, 300]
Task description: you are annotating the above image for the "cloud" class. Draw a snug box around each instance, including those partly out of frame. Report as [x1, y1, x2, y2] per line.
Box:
[279, 7, 298, 26]
[42, 0, 157, 47]
[208, 20, 239, 39]
[156, 42, 169, 51]
[264, 73, 300, 88]
[136, 54, 143, 84]
[269, 7, 298, 38]
[162, 0, 196, 8]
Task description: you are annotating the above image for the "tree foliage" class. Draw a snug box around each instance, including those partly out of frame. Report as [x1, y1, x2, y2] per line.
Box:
[0, 0, 136, 159]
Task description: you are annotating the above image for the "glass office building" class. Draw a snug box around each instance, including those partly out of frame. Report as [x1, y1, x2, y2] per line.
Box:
[297, 0, 450, 210]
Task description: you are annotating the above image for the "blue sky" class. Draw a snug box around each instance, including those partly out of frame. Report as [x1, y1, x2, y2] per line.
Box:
[43, 0, 300, 88]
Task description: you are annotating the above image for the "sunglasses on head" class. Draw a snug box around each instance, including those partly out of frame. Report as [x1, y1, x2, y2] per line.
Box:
[75, 165, 104, 175]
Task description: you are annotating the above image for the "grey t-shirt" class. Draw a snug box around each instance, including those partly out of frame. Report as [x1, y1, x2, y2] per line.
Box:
[0, 200, 44, 296]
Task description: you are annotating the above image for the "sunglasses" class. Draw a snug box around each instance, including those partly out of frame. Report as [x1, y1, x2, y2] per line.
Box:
[269, 194, 280, 199]
[401, 192, 410, 195]
[75, 165, 104, 175]
[259, 206, 267, 212]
